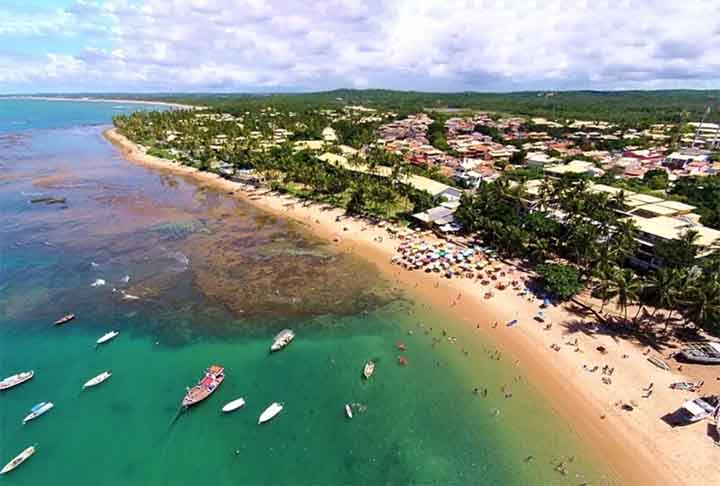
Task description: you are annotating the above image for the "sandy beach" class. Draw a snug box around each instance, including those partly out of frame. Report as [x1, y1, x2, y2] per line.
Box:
[105, 127, 719, 486]
[6, 96, 201, 111]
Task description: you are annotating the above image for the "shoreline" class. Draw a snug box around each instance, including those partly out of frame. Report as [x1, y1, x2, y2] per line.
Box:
[104, 127, 717, 486]
[4, 96, 201, 111]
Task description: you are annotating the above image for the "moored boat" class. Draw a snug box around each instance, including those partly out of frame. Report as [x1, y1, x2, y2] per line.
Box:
[1, 446, 35, 475]
[345, 404, 353, 419]
[54, 314, 75, 326]
[363, 361, 375, 379]
[222, 397, 246, 413]
[23, 402, 54, 424]
[676, 342, 720, 365]
[182, 365, 224, 408]
[83, 371, 112, 389]
[258, 402, 283, 424]
[0, 371, 34, 391]
[96, 330, 120, 345]
[270, 329, 295, 352]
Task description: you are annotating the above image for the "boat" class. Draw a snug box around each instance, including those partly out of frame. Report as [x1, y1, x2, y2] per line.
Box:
[674, 395, 720, 424]
[506, 319, 519, 327]
[258, 402, 283, 424]
[96, 330, 120, 345]
[23, 402, 54, 424]
[83, 371, 112, 389]
[181, 365, 224, 408]
[270, 329, 295, 352]
[1, 446, 36, 475]
[647, 356, 670, 371]
[0, 371, 34, 391]
[363, 361, 375, 379]
[54, 314, 75, 325]
[676, 342, 720, 365]
[222, 398, 246, 413]
[345, 404, 353, 419]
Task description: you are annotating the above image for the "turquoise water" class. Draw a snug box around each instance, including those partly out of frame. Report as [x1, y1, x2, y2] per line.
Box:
[0, 101, 614, 485]
[0, 98, 160, 134]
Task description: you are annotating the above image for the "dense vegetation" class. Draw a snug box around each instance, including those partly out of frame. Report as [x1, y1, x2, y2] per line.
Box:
[455, 177, 720, 333]
[669, 175, 720, 229]
[61, 89, 720, 124]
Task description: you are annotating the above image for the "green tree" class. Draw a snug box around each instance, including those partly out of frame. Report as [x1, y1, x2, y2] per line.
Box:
[536, 263, 584, 300]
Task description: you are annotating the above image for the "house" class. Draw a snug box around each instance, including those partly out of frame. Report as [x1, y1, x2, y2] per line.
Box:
[545, 160, 605, 178]
[526, 152, 561, 168]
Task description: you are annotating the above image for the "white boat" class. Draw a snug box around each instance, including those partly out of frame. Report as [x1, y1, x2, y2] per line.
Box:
[1, 446, 35, 475]
[23, 402, 54, 424]
[0, 370, 34, 391]
[258, 402, 283, 424]
[83, 371, 112, 389]
[345, 404, 353, 419]
[222, 398, 246, 413]
[96, 330, 119, 345]
[363, 361, 375, 379]
[270, 329, 295, 352]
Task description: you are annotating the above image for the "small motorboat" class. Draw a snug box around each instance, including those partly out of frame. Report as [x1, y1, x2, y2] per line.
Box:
[222, 398, 246, 413]
[270, 329, 295, 352]
[181, 365, 224, 408]
[23, 402, 54, 424]
[54, 314, 75, 325]
[363, 361, 375, 379]
[96, 330, 120, 345]
[0, 371, 34, 391]
[258, 402, 283, 424]
[674, 395, 720, 424]
[345, 404, 353, 419]
[1, 446, 36, 475]
[83, 371, 112, 389]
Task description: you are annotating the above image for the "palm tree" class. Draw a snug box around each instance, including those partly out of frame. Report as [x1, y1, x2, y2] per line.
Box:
[682, 272, 720, 329]
[605, 268, 643, 322]
[644, 268, 682, 328]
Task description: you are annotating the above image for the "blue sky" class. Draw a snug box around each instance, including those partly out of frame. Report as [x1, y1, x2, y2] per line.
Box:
[1, 0, 719, 93]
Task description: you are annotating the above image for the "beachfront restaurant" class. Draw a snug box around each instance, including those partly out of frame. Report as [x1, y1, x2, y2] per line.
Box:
[412, 203, 462, 233]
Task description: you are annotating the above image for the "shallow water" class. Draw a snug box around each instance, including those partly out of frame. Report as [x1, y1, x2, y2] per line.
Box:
[0, 100, 615, 485]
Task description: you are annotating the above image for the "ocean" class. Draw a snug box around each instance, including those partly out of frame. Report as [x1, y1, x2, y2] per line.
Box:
[0, 99, 614, 485]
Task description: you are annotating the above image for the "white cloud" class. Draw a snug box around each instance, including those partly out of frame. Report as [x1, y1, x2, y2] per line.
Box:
[1, 0, 719, 92]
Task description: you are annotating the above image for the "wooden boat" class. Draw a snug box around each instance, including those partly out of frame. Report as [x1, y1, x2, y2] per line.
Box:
[181, 365, 224, 408]
[54, 314, 75, 326]
[96, 330, 120, 345]
[647, 356, 670, 371]
[270, 329, 295, 352]
[0, 371, 34, 391]
[222, 398, 246, 413]
[258, 402, 283, 424]
[83, 371, 112, 389]
[23, 402, 54, 424]
[345, 404, 353, 419]
[363, 361, 375, 379]
[676, 342, 720, 365]
[1, 446, 35, 475]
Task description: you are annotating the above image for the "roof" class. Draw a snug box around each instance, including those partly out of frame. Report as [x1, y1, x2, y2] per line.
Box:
[655, 200, 696, 212]
[413, 206, 455, 224]
[627, 215, 720, 247]
[293, 140, 326, 151]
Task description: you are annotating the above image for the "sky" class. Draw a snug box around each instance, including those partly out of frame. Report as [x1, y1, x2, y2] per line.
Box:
[1, 0, 719, 93]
